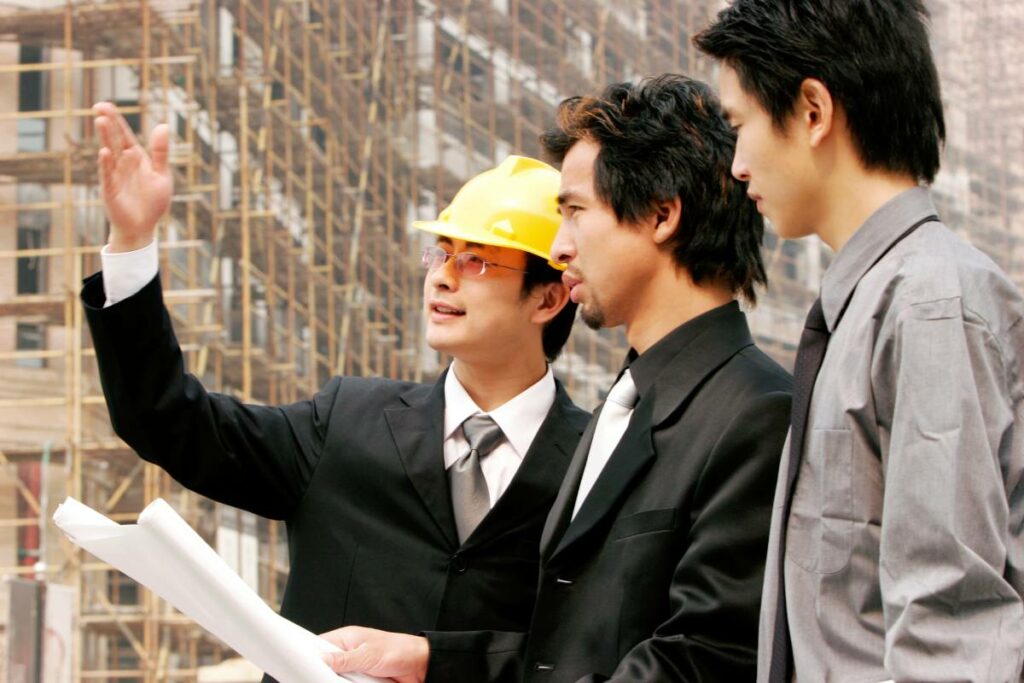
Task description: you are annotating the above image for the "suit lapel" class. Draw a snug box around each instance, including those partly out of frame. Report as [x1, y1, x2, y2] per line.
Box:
[465, 383, 587, 548]
[646, 305, 755, 428]
[384, 375, 459, 549]
[540, 405, 599, 561]
[546, 396, 655, 565]
[544, 305, 758, 567]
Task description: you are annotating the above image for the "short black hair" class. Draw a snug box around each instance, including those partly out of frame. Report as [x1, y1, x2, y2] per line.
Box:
[694, 0, 945, 183]
[540, 74, 766, 304]
[522, 253, 577, 362]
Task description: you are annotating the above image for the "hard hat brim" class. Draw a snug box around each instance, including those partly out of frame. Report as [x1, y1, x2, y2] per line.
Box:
[412, 219, 565, 270]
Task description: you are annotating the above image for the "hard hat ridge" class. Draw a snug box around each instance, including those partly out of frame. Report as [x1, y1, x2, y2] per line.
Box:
[413, 155, 564, 269]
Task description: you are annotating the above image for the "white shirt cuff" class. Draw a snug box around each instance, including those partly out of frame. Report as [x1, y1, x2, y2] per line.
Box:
[101, 240, 159, 307]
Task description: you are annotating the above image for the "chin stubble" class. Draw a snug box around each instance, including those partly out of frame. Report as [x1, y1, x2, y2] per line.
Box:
[581, 306, 605, 330]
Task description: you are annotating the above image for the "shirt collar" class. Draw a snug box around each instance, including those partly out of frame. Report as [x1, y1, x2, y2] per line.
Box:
[820, 186, 938, 331]
[625, 300, 742, 400]
[443, 365, 556, 458]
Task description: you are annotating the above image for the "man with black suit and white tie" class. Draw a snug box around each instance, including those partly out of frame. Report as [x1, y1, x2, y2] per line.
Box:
[83, 102, 589, 676]
[322, 74, 792, 682]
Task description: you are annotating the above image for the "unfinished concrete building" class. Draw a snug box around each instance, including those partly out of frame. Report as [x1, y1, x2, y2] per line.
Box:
[0, 0, 1019, 680]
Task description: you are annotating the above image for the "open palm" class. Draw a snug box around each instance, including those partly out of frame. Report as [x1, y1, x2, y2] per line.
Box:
[94, 102, 173, 250]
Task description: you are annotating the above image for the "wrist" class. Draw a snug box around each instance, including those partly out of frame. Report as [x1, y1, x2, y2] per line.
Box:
[414, 636, 430, 682]
[107, 233, 154, 254]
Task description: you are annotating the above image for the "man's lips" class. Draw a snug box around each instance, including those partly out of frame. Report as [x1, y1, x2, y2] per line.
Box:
[562, 273, 583, 303]
[429, 300, 465, 317]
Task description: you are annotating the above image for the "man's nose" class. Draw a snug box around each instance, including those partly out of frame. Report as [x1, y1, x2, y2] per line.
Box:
[550, 222, 575, 265]
[426, 255, 459, 290]
[731, 154, 750, 182]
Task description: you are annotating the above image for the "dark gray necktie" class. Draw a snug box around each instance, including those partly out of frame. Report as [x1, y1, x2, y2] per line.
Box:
[767, 299, 829, 682]
[450, 414, 505, 544]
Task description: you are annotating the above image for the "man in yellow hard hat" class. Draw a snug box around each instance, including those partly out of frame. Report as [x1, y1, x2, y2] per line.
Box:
[320, 75, 792, 683]
[83, 102, 588, 676]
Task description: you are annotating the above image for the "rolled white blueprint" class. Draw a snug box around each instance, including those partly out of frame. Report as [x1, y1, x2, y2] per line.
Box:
[54, 497, 383, 683]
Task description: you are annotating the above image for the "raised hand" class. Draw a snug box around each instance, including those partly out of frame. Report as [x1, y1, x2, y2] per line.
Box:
[93, 102, 172, 253]
[320, 626, 429, 683]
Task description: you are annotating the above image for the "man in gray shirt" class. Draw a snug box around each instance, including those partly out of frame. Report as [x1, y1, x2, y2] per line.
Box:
[698, 2, 1023, 682]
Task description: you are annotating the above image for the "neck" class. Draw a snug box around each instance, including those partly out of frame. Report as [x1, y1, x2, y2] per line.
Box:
[816, 164, 918, 253]
[451, 353, 548, 412]
[625, 263, 733, 355]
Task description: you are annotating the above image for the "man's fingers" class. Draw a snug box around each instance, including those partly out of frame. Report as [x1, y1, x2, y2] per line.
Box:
[97, 147, 115, 195]
[95, 100, 140, 150]
[113, 105, 140, 150]
[323, 649, 350, 672]
[323, 644, 370, 674]
[148, 124, 171, 174]
[94, 102, 130, 157]
[106, 115, 125, 158]
[321, 625, 371, 651]
[95, 116, 115, 156]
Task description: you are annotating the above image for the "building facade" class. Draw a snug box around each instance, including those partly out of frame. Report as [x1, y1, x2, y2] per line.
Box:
[0, 1, 1019, 679]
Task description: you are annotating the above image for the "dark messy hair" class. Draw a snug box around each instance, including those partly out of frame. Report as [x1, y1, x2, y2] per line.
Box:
[694, 0, 945, 183]
[541, 73, 766, 304]
[522, 253, 577, 362]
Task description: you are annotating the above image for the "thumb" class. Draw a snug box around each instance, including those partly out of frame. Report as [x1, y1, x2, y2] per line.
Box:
[148, 124, 171, 175]
[323, 644, 370, 674]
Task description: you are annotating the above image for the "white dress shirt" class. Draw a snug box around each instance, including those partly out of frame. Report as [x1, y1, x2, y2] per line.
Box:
[443, 366, 555, 507]
[101, 239, 557, 508]
[100, 239, 160, 307]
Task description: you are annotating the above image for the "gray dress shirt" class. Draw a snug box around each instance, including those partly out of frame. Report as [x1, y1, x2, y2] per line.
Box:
[758, 187, 1024, 682]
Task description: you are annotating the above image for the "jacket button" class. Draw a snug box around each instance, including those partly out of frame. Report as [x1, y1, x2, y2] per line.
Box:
[450, 554, 467, 573]
[534, 663, 555, 672]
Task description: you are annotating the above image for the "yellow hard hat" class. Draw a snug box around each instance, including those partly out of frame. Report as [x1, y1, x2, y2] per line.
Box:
[413, 155, 564, 269]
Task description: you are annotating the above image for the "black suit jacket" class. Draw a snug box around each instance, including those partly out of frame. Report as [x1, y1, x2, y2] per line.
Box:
[81, 273, 589, 653]
[426, 302, 792, 682]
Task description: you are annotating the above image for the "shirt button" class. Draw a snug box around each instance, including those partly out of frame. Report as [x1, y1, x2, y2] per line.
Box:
[450, 554, 467, 573]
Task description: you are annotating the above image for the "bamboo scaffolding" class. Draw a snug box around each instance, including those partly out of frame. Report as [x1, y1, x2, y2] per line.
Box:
[0, 0, 1018, 678]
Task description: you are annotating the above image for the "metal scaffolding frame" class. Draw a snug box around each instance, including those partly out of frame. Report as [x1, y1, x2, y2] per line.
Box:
[0, 0, 1019, 679]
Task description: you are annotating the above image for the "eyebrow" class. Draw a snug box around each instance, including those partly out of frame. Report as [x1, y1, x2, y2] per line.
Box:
[557, 190, 583, 206]
[435, 236, 489, 251]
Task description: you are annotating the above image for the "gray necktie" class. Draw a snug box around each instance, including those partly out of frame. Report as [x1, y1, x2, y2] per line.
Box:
[450, 414, 505, 544]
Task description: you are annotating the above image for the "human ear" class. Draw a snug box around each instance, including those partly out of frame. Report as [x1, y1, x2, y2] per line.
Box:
[798, 78, 834, 147]
[652, 195, 682, 245]
[529, 281, 570, 325]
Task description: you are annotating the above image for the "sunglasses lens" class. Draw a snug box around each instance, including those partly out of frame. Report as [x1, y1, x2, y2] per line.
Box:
[422, 248, 492, 276]
[457, 253, 486, 276]
[422, 247, 446, 270]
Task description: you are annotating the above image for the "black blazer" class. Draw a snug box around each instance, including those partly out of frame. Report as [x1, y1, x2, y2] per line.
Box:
[426, 303, 792, 682]
[81, 273, 589, 648]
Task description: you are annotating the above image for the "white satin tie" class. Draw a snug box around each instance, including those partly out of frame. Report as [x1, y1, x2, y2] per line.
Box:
[572, 369, 639, 519]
